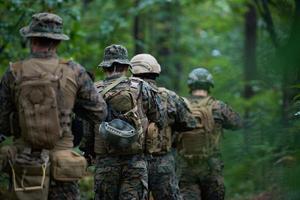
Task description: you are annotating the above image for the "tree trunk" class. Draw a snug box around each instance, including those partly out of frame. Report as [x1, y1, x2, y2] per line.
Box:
[243, 3, 257, 152]
[155, 0, 182, 91]
[133, 0, 144, 54]
[281, 0, 300, 122]
[244, 4, 257, 105]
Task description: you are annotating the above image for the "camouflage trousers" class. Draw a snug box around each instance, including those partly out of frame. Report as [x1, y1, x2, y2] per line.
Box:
[48, 180, 80, 200]
[178, 156, 225, 200]
[94, 154, 148, 200]
[146, 152, 182, 200]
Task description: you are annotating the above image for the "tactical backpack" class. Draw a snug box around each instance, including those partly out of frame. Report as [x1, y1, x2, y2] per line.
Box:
[94, 76, 148, 155]
[8, 58, 87, 200]
[177, 96, 221, 159]
[11, 59, 68, 150]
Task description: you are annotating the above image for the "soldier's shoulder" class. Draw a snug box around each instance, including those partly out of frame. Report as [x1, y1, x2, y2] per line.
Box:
[6, 60, 25, 80]
[130, 77, 158, 92]
[60, 59, 86, 72]
[9, 60, 23, 71]
[129, 76, 143, 83]
[158, 87, 174, 95]
[211, 98, 229, 110]
[214, 99, 225, 105]
[158, 87, 182, 101]
[129, 76, 143, 86]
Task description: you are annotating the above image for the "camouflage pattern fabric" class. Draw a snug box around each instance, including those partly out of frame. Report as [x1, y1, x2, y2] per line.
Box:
[160, 87, 196, 132]
[98, 44, 131, 68]
[94, 155, 148, 200]
[48, 180, 80, 200]
[78, 118, 96, 165]
[0, 51, 107, 197]
[146, 152, 182, 200]
[144, 80, 196, 200]
[187, 68, 214, 90]
[0, 51, 107, 137]
[20, 12, 69, 40]
[91, 76, 160, 199]
[146, 80, 196, 142]
[178, 96, 242, 200]
[209, 98, 242, 130]
[178, 154, 225, 200]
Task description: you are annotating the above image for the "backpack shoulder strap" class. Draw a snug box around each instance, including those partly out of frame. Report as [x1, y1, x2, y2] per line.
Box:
[196, 96, 214, 107]
[9, 61, 23, 80]
[100, 76, 127, 96]
[182, 97, 193, 111]
[197, 96, 215, 132]
[158, 87, 168, 94]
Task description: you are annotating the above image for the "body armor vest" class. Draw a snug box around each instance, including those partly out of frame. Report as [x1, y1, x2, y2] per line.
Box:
[177, 96, 222, 159]
[94, 76, 148, 156]
[11, 58, 76, 150]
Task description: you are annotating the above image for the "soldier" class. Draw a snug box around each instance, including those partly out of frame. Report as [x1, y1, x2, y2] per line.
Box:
[88, 45, 162, 200]
[177, 67, 242, 200]
[130, 53, 196, 200]
[0, 12, 107, 200]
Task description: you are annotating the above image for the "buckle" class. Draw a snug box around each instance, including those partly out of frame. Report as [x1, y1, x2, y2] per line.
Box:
[9, 160, 47, 191]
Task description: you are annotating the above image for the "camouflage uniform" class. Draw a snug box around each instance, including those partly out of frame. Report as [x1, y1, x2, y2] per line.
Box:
[146, 80, 195, 200]
[0, 13, 107, 200]
[177, 68, 242, 200]
[88, 45, 162, 200]
[130, 54, 196, 200]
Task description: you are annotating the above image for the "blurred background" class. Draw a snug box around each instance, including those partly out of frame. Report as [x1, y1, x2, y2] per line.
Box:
[0, 0, 300, 199]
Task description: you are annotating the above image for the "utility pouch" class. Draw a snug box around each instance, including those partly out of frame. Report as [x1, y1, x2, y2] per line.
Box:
[145, 122, 160, 154]
[0, 145, 17, 173]
[51, 150, 87, 181]
[9, 149, 50, 200]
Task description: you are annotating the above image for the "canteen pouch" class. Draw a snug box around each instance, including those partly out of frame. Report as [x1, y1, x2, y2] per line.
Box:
[9, 150, 50, 200]
[51, 150, 87, 181]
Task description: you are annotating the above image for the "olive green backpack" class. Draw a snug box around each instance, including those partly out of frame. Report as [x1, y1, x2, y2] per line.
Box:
[178, 96, 220, 159]
[11, 59, 67, 150]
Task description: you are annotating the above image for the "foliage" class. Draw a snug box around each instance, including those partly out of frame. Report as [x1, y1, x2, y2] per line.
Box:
[0, 0, 299, 199]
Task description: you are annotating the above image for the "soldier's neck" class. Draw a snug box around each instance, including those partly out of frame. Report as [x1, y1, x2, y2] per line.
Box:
[30, 47, 57, 58]
[143, 78, 156, 86]
[105, 71, 127, 79]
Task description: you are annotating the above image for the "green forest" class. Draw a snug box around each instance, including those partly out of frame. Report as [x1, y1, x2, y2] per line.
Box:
[0, 0, 300, 199]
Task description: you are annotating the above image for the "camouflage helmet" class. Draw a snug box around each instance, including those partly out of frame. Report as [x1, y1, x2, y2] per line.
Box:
[98, 44, 131, 68]
[187, 67, 214, 89]
[130, 54, 161, 75]
[20, 12, 69, 40]
[99, 119, 137, 148]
